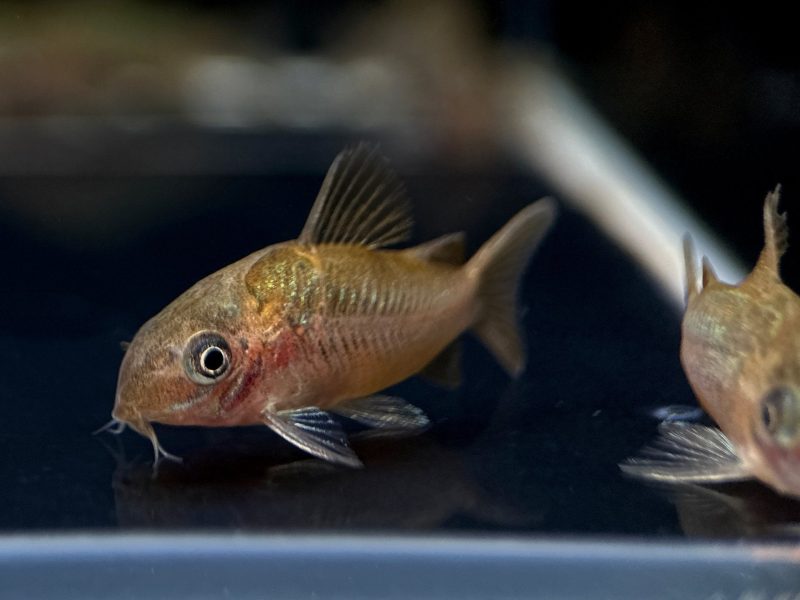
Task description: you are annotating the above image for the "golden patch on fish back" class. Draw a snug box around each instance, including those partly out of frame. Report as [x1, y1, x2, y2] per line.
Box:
[245, 242, 473, 403]
[245, 244, 322, 323]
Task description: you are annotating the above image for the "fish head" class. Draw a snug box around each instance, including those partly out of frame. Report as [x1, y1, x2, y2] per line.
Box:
[113, 269, 264, 432]
[740, 337, 800, 497]
[749, 380, 800, 497]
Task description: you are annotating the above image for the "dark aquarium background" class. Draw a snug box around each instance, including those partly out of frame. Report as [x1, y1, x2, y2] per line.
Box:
[1, 0, 799, 538]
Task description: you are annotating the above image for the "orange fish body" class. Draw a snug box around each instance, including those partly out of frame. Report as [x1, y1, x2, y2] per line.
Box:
[623, 188, 800, 498]
[243, 243, 476, 409]
[106, 145, 556, 466]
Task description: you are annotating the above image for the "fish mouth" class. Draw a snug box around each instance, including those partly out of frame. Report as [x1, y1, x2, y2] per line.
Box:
[110, 383, 133, 422]
[93, 389, 130, 435]
[94, 388, 130, 435]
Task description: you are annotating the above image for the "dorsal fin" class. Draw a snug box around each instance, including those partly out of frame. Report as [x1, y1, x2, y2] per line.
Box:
[701, 256, 718, 288]
[682, 235, 701, 303]
[683, 235, 718, 304]
[407, 232, 465, 265]
[298, 144, 413, 249]
[756, 185, 787, 276]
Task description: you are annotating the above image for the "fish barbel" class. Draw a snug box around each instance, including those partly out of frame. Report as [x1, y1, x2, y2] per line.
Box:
[102, 144, 556, 466]
[622, 187, 800, 498]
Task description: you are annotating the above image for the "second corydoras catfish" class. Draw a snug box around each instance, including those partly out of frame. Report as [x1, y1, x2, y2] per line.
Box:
[104, 145, 556, 467]
[623, 188, 800, 498]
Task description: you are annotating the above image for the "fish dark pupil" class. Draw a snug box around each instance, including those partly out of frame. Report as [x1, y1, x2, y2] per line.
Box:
[183, 331, 231, 384]
[762, 403, 776, 431]
[202, 347, 225, 372]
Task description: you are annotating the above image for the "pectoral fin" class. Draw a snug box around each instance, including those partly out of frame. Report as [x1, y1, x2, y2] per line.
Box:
[333, 395, 430, 431]
[620, 423, 752, 483]
[262, 407, 362, 468]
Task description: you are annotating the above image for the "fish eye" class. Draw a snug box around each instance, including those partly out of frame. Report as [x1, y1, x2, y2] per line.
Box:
[760, 387, 800, 446]
[184, 331, 231, 385]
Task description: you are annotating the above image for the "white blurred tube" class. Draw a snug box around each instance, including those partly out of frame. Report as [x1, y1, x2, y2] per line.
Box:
[502, 56, 746, 308]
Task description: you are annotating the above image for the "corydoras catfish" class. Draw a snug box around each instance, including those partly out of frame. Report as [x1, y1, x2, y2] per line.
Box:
[101, 144, 556, 467]
[622, 188, 800, 498]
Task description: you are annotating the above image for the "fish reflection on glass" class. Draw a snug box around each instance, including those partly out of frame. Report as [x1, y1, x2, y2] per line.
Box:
[623, 188, 800, 498]
[111, 435, 539, 530]
[100, 144, 556, 466]
[666, 482, 800, 539]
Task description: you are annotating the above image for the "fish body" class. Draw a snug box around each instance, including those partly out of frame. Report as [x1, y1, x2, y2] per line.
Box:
[623, 188, 800, 498]
[242, 242, 476, 410]
[107, 144, 556, 466]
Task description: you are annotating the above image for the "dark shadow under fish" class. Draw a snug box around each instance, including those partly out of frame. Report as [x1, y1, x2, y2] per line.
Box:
[666, 481, 800, 539]
[111, 433, 542, 531]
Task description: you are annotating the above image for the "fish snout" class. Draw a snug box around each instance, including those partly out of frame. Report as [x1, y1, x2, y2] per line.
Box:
[111, 369, 149, 430]
[111, 388, 134, 424]
[112, 342, 140, 425]
[112, 334, 184, 424]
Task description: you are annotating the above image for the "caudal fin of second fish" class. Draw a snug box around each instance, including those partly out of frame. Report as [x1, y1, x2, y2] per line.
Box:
[466, 198, 556, 377]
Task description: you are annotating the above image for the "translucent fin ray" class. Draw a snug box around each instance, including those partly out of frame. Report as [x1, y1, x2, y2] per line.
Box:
[298, 144, 413, 249]
[620, 423, 752, 483]
[467, 198, 556, 377]
[333, 395, 430, 431]
[263, 407, 362, 468]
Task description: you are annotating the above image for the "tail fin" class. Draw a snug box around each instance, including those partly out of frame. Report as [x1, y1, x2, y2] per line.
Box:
[467, 198, 556, 377]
